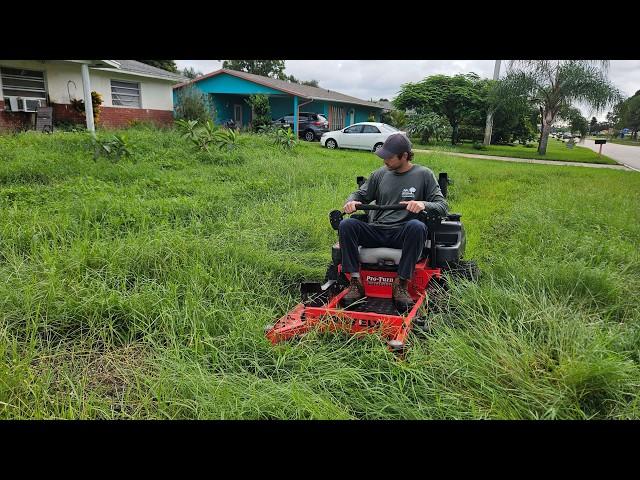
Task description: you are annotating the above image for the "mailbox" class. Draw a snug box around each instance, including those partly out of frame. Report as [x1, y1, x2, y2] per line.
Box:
[595, 139, 607, 145]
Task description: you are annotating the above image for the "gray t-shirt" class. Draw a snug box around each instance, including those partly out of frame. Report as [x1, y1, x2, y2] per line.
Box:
[346, 164, 448, 229]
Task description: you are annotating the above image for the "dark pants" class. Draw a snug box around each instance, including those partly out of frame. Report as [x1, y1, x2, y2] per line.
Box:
[338, 218, 428, 280]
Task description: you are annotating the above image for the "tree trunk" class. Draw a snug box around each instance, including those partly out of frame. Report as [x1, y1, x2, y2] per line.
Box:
[537, 109, 556, 155]
[451, 124, 458, 145]
[537, 106, 544, 146]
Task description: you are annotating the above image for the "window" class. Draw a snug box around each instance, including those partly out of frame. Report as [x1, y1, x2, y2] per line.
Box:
[111, 80, 141, 107]
[344, 125, 364, 134]
[1, 67, 46, 99]
[361, 125, 381, 133]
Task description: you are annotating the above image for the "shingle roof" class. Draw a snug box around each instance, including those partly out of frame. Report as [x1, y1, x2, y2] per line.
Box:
[174, 68, 383, 109]
[111, 60, 187, 82]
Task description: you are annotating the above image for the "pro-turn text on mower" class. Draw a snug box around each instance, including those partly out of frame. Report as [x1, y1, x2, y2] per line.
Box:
[264, 173, 479, 354]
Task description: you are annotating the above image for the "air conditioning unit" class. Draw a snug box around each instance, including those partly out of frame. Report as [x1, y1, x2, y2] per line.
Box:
[19, 97, 46, 112]
[4, 96, 46, 112]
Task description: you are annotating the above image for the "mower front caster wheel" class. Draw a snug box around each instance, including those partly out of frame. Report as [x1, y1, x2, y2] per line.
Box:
[387, 340, 406, 354]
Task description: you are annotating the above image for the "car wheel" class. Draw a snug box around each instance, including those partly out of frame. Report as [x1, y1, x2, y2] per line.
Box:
[326, 139, 337, 149]
[304, 130, 315, 142]
[373, 142, 384, 152]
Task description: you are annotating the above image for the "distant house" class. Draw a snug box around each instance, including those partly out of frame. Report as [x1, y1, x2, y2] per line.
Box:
[0, 60, 185, 132]
[375, 100, 394, 113]
[172, 68, 384, 133]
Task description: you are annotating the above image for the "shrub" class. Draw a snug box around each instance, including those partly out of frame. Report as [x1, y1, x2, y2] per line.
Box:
[91, 134, 133, 162]
[457, 125, 485, 143]
[70, 91, 103, 124]
[245, 94, 272, 132]
[176, 119, 240, 153]
[472, 141, 487, 150]
[175, 85, 215, 123]
[273, 127, 298, 150]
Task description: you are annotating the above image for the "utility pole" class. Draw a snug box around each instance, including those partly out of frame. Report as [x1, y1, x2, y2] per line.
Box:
[483, 59, 502, 146]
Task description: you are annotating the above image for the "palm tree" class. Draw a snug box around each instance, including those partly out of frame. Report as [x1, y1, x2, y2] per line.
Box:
[497, 61, 622, 155]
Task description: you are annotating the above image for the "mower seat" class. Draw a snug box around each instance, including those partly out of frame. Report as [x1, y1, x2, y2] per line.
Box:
[358, 240, 430, 266]
[358, 247, 402, 265]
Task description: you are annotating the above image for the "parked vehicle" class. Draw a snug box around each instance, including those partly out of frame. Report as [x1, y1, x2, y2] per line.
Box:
[320, 122, 405, 152]
[272, 112, 329, 141]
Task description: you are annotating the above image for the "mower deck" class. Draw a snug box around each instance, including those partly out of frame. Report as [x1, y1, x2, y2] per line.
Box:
[265, 259, 439, 352]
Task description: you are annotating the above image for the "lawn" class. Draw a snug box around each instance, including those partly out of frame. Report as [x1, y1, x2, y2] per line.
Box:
[1, 127, 639, 419]
[412, 138, 618, 165]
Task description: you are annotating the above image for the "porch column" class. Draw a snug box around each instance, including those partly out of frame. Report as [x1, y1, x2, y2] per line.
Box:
[80, 63, 95, 136]
[293, 96, 298, 136]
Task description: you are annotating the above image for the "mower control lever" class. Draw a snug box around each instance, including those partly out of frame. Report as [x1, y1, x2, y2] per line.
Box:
[355, 204, 406, 211]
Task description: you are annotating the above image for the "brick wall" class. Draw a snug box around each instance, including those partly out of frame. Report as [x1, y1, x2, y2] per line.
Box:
[0, 100, 34, 131]
[0, 101, 174, 132]
[99, 107, 174, 129]
[51, 103, 85, 124]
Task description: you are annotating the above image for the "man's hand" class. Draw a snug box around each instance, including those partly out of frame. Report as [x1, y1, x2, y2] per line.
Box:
[400, 200, 426, 214]
[343, 201, 362, 214]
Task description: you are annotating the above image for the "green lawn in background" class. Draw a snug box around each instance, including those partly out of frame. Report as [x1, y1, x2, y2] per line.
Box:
[0, 128, 638, 419]
[412, 138, 618, 164]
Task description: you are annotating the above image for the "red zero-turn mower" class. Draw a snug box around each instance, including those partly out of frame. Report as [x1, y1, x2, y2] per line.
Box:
[264, 173, 479, 354]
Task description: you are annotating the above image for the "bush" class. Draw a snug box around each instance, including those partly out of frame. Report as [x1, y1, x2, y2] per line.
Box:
[91, 134, 133, 162]
[245, 94, 271, 132]
[457, 125, 485, 143]
[70, 91, 103, 124]
[175, 85, 215, 123]
[175, 119, 240, 153]
[273, 127, 298, 150]
[472, 141, 487, 150]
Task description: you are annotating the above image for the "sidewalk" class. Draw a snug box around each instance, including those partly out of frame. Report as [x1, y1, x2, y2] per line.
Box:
[413, 148, 633, 171]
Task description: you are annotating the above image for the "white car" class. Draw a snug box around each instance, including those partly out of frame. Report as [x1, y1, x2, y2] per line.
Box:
[320, 122, 406, 152]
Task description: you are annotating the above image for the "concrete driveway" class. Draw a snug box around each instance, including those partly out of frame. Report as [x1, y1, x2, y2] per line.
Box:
[578, 139, 640, 171]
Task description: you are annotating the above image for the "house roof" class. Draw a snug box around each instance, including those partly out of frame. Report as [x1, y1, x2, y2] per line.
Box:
[92, 60, 187, 83]
[375, 100, 394, 111]
[174, 68, 383, 109]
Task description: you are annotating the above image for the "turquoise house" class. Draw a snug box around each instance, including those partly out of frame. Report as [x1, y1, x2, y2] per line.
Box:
[172, 68, 384, 135]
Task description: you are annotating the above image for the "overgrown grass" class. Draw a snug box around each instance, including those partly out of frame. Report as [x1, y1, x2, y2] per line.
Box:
[1, 127, 639, 419]
[412, 138, 618, 164]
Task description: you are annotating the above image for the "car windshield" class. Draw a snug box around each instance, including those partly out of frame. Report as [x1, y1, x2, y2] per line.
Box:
[382, 124, 399, 132]
[317, 115, 327, 122]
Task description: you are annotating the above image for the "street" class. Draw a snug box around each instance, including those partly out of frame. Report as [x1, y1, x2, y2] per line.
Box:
[578, 139, 640, 171]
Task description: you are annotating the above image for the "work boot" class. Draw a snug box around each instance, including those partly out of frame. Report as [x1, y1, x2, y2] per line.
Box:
[342, 276, 365, 307]
[393, 277, 414, 312]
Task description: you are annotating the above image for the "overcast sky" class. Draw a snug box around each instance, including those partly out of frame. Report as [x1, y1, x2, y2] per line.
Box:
[176, 60, 640, 121]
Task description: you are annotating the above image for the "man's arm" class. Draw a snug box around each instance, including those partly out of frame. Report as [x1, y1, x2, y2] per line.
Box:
[345, 176, 376, 204]
[421, 170, 448, 216]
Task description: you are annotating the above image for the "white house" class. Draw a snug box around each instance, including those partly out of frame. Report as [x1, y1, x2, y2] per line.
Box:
[0, 60, 185, 132]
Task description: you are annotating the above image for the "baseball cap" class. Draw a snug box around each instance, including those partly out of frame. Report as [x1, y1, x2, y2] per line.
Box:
[375, 133, 413, 160]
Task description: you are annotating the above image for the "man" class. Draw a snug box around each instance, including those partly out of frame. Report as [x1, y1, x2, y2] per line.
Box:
[339, 133, 448, 310]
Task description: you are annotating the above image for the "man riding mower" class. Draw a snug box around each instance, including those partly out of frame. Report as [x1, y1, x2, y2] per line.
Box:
[265, 133, 478, 353]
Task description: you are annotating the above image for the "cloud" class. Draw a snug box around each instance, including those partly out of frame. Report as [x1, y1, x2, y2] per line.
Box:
[176, 59, 639, 120]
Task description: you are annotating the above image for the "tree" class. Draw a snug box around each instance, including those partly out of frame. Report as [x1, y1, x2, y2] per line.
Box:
[496, 61, 622, 155]
[407, 111, 451, 144]
[590, 116, 598, 134]
[619, 93, 640, 140]
[222, 60, 286, 79]
[394, 74, 487, 145]
[136, 60, 178, 73]
[301, 79, 319, 87]
[560, 106, 589, 138]
[182, 67, 203, 80]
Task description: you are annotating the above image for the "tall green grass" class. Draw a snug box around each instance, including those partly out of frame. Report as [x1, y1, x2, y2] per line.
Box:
[0, 128, 638, 419]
